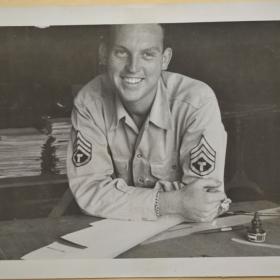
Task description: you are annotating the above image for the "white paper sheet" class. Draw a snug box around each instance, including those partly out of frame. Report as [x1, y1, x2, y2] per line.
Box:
[22, 214, 184, 260]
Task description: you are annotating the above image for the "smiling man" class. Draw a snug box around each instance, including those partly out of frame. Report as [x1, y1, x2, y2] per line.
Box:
[67, 24, 228, 222]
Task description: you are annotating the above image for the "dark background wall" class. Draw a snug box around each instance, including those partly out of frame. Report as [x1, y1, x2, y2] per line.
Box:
[0, 22, 280, 218]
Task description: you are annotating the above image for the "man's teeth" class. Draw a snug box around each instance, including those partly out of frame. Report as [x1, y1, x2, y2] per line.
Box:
[123, 77, 142, 84]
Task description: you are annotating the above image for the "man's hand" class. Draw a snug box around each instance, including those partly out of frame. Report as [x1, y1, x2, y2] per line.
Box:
[179, 179, 226, 222]
[159, 179, 226, 222]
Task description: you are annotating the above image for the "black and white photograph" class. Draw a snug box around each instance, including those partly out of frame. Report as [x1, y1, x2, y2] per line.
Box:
[0, 1, 280, 278]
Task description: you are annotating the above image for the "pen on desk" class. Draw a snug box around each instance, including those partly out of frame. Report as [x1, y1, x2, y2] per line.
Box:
[197, 225, 246, 234]
[223, 211, 280, 216]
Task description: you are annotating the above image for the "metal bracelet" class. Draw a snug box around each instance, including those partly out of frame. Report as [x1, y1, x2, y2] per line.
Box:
[155, 191, 161, 217]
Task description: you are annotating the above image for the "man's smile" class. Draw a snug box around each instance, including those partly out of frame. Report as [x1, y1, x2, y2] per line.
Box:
[122, 76, 144, 85]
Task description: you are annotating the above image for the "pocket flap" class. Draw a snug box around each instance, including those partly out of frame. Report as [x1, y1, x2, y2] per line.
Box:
[151, 163, 165, 178]
[150, 162, 171, 180]
[150, 155, 180, 181]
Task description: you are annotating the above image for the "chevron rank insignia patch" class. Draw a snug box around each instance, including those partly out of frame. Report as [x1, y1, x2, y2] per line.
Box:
[72, 131, 92, 167]
[189, 136, 216, 176]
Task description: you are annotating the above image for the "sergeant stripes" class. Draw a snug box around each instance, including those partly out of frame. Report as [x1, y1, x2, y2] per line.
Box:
[189, 135, 216, 176]
[72, 131, 92, 167]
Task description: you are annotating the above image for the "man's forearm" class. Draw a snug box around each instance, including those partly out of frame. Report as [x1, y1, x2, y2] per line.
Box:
[69, 175, 160, 221]
[158, 190, 183, 216]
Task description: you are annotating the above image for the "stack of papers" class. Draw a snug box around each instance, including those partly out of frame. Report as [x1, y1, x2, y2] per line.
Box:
[41, 117, 71, 175]
[0, 128, 47, 178]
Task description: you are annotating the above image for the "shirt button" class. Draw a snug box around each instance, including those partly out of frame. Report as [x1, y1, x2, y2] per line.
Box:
[144, 178, 154, 187]
[138, 177, 144, 184]
[136, 153, 142, 158]
[172, 164, 177, 170]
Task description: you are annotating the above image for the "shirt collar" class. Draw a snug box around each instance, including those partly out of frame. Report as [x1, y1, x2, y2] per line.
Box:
[115, 94, 128, 122]
[148, 73, 172, 130]
[110, 93, 133, 130]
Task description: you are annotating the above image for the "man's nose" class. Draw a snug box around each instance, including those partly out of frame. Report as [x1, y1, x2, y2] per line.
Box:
[126, 55, 140, 73]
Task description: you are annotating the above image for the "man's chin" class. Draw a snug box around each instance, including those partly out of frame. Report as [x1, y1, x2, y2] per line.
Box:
[119, 92, 143, 104]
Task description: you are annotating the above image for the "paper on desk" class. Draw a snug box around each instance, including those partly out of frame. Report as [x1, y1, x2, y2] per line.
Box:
[143, 206, 280, 244]
[22, 214, 184, 260]
[22, 241, 86, 260]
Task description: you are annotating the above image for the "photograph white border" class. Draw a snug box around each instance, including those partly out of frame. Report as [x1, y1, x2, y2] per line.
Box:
[0, 0, 280, 278]
[0, 0, 280, 27]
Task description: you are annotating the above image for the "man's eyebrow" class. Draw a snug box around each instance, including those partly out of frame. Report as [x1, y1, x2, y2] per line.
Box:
[112, 45, 162, 53]
[111, 44, 127, 50]
[142, 47, 162, 52]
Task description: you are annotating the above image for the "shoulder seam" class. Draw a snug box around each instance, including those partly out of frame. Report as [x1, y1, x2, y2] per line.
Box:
[169, 95, 215, 110]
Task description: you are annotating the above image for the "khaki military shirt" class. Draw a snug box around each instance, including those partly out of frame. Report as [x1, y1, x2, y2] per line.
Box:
[67, 71, 227, 221]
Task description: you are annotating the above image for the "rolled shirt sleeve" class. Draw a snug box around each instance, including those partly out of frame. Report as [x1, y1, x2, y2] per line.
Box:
[67, 96, 159, 221]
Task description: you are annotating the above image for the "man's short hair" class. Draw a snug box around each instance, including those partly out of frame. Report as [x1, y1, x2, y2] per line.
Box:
[100, 23, 169, 52]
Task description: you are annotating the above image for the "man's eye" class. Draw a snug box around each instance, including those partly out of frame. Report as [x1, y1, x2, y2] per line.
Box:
[143, 52, 156, 60]
[114, 49, 128, 58]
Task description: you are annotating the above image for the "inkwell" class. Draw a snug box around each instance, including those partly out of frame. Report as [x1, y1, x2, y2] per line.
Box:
[247, 212, 266, 243]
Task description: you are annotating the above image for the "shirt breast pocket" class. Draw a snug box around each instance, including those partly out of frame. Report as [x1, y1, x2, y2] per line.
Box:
[113, 159, 130, 183]
[150, 154, 181, 182]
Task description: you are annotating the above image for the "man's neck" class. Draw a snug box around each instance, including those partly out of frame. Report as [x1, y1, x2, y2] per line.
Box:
[130, 112, 147, 130]
[123, 90, 157, 129]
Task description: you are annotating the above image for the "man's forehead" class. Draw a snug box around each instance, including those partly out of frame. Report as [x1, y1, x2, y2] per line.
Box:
[109, 24, 164, 47]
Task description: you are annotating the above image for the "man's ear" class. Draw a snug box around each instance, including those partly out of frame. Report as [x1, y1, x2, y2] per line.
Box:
[161, 47, 173, 71]
[98, 43, 108, 65]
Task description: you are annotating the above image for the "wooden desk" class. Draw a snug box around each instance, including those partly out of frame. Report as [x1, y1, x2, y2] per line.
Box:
[0, 174, 69, 221]
[0, 200, 279, 260]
